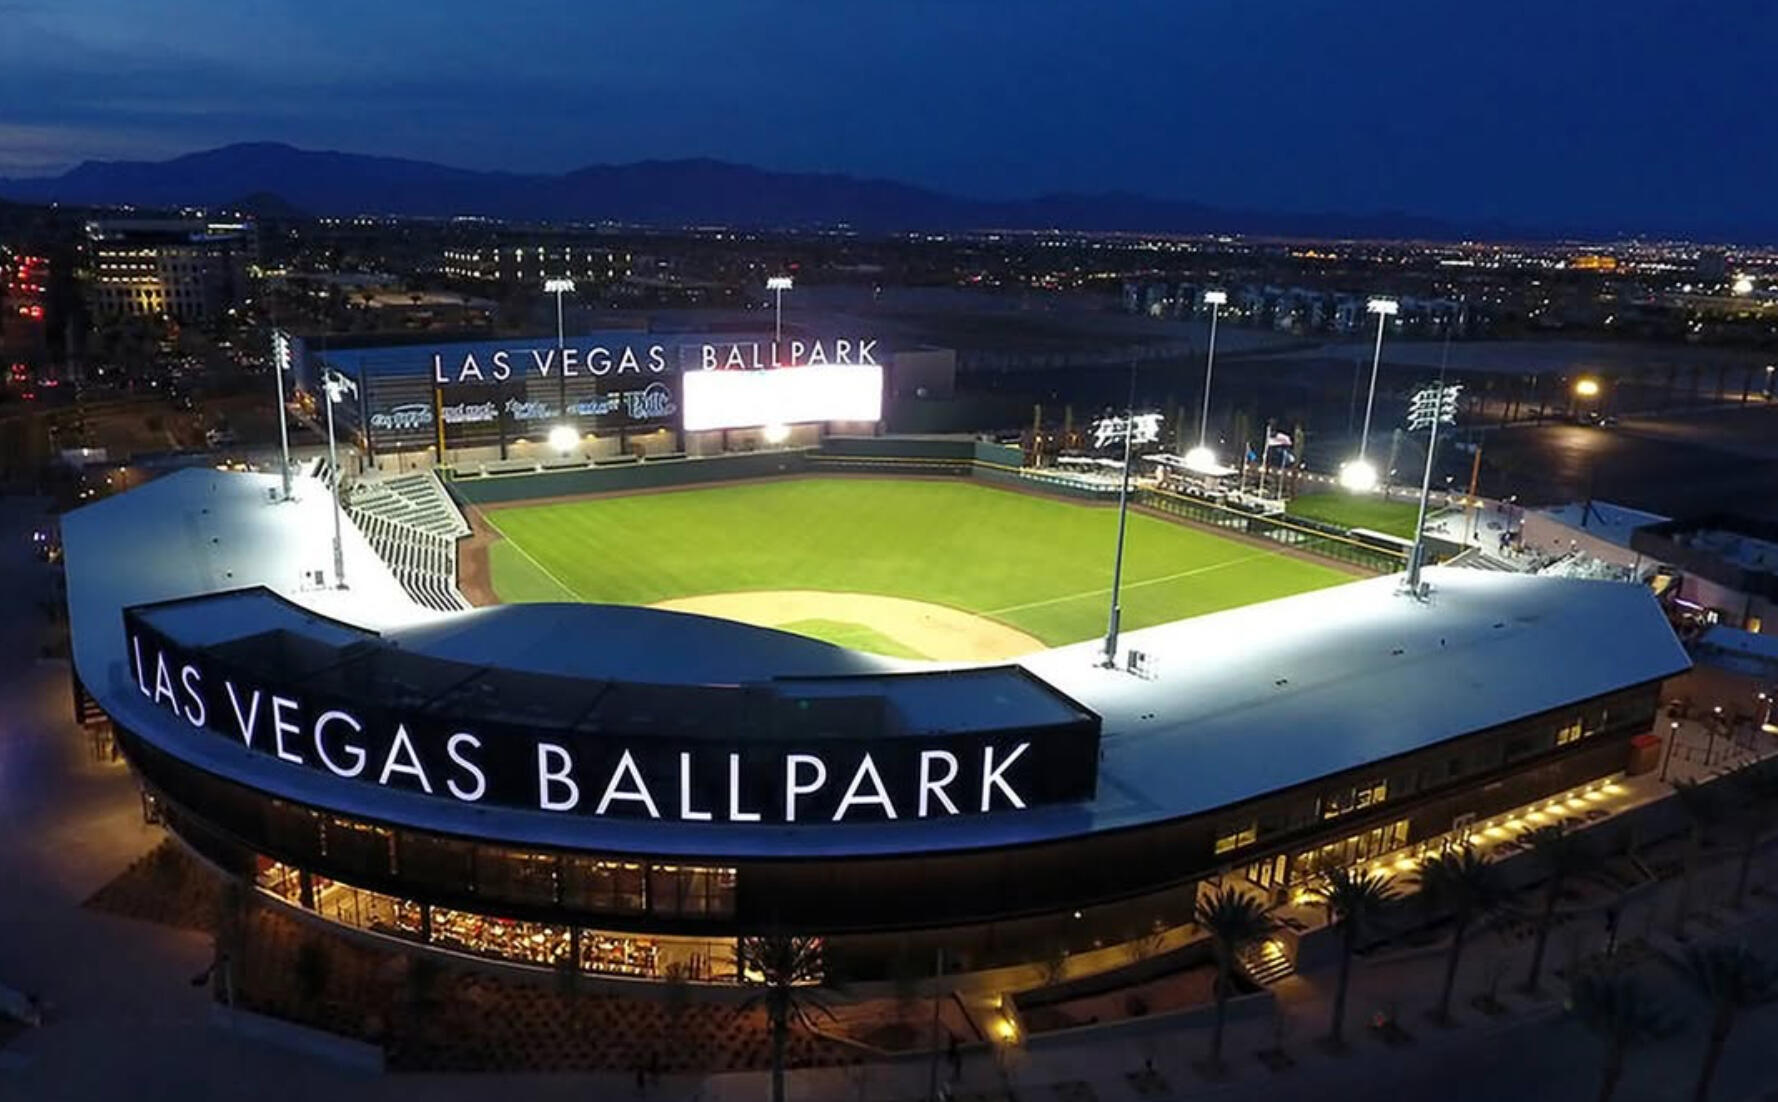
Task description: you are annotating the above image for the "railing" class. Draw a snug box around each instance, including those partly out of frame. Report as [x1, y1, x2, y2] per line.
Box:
[1137, 487, 1408, 573]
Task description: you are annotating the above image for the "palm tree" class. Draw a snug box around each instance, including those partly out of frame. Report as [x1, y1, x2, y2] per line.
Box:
[1679, 944, 1778, 1102]
[737, 935, 831, 1102]
[1726, 762, 1778, 908]
[1414, 846, 1509, 1025]
[1522, 825, 1598, 994]
[1567, 968, 1678, 1102]
[1671, 779, 1721, 938]
[1304, 866, 1400, 1048]
[1193, 884, 1278, 1072]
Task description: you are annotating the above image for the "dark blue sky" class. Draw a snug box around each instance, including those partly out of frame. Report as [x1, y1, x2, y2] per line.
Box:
[4, 0, 1774, 236]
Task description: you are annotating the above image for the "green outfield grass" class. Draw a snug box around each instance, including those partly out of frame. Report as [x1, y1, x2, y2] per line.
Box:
[1285, 491, 1424, 540]
[483, 478, 1354, 647]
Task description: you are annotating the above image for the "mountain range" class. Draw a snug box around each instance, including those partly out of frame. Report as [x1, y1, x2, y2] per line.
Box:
[0, 142, 1548, 240]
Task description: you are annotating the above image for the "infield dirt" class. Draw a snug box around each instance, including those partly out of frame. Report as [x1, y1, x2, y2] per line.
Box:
[651, 590, 1044, 662]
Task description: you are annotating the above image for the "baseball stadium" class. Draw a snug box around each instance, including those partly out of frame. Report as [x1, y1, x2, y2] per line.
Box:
[58, 328, 1691, 989]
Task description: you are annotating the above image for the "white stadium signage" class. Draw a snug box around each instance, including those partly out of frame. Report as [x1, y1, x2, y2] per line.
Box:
[692, 339, 878, 372]
[433, 343, 671, 385]
[126, 632, 1046, 824]
[430, 339, 878, 386]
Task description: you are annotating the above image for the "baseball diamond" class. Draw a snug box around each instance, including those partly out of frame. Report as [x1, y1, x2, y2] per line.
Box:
[480, 477, 1353, 655]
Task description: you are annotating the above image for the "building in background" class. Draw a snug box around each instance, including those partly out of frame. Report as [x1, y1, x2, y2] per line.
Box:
[441, 240, 627, 291]
[2, 250, 51, 378]
[1633, 514, 1778, 634]
[81, 217, 256, 323]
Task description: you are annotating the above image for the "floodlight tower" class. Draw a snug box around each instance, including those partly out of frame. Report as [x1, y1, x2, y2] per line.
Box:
[1102, 361, 1139, 668]
[1340, 297, 1398, 492]
[1405, 379, 1461, 596]
[1186, 290, 1227, 472]
[320, 368, 358, 589]
[767, 275, 794, 349]
[545, 277, 576, 441]
[272, 331, 293, 501]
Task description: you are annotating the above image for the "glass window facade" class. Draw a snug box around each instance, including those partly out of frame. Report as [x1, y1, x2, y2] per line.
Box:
[118, 674, 1660, 978]
[1213, 820, 1258, 856]
[562, 858, 646, 914]
[1289, 818, 1410, 884]
[254, 856, 736, 981]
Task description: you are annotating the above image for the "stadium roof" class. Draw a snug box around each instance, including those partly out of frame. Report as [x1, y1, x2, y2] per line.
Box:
[63, 467, 1690, 859]
[1533, 501, 1671, 549]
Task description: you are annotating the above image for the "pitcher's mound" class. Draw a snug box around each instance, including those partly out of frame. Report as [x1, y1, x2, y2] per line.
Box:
[651, 591, 1044, 663]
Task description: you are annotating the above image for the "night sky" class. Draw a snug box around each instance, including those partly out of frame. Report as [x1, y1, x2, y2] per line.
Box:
[4, 0, 1774, 236]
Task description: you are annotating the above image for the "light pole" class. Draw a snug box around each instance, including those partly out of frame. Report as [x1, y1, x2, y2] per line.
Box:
[767, 275, 794, 351]
[321, 368, 357, 589]
[545, 277, 575, 435]
[1186, 290, 1227, 472]
[1405, 378, 1461, 595]
[1764, 365, 1774, 400]
[1341, 297, 1398, 491]
[1660, 720, 1681, 782]
[1102, 361, 1138, 669]
[272, 330, 293, 501]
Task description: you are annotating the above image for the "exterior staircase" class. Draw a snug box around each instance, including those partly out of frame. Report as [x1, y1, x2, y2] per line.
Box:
[1239, 938, 1295, 985]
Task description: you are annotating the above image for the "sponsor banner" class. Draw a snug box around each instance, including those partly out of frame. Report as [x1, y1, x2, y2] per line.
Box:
[682, 363, 883, 432]
[123, 616, 1099, 824]
[363, 380, 681, 441]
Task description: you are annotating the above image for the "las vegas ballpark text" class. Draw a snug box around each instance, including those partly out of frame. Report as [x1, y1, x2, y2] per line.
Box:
[432, 339, 878, 385]
[128, 636, 1056, 825]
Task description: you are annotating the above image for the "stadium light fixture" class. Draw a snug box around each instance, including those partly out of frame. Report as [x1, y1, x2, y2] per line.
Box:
[1339, 296, 1399, 494]
[1355, 297, 1398, 462]
[547, 424, 580, 455]
[767, 275, 794, 346]
[1183, 444, 1220, 474]
[545, 277, 576, 419]
[1573, 377, 1601, 398]
[271, 330, 293, 502]
[1338, 458, 1379, 493]
[320, 368, 358, 589]
[1194, 290, 1228, 463]
[1102, 360, 1139, 669]
[1404, 379, 1461, 596]
[761, 422, 791, 445]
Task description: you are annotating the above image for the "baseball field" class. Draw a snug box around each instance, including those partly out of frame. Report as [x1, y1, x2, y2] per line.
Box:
[481, 478, 1354, 660]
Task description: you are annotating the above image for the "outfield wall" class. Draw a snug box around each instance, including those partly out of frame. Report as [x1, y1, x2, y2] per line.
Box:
[441, 436, 1005, 505]
[444, 449, 814, 505]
